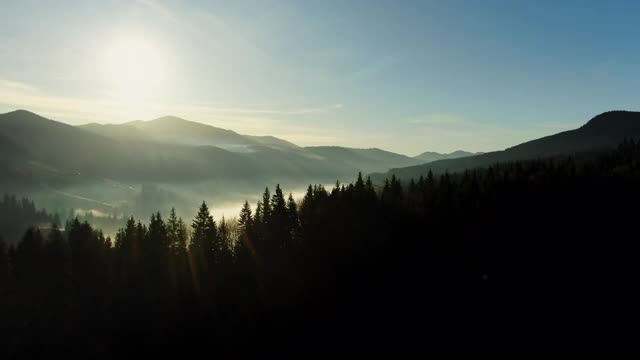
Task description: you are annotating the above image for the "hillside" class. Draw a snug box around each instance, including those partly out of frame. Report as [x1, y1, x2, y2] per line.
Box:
[0, 110, 426, 188]
[372, 111, 640, 181]
[124, 116, 260, 151]
[78, 123, 152, 143]
[413, 150, 479, 163]
[304, 146, 423, 173]
[0, 110, 270, 185]
[77, 114, 422, 175]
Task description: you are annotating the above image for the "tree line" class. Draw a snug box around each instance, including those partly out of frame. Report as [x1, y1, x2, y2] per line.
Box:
[0, 195, 55, 245]
[3, 139, 640, 354]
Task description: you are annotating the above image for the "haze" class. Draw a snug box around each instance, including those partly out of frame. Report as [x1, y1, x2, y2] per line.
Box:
[5, 0, 640, 353]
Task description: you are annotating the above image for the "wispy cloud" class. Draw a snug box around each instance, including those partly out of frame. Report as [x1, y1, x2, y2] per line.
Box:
[0, 78, 344, 138]
[0, 78, 577, 155]
[0, 79, 38, 92]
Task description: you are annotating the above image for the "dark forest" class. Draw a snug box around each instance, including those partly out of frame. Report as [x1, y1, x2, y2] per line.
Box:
[2, 139, 640, 354]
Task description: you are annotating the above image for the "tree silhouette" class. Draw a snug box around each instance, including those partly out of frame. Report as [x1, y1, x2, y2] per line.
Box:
[0, 236, 9, 290]
[4, 140, 640, 352]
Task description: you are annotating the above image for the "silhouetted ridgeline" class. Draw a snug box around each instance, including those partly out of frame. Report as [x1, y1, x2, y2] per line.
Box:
[2, 140, 640, 354]
[372, 110, 640, 181]
[0, 110, 424, 187]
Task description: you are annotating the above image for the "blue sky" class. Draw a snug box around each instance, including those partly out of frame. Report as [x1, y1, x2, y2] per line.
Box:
[1, 0, 639, 155]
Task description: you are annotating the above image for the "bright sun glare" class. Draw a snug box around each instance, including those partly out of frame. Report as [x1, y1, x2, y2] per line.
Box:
[103, 37, 164, 100]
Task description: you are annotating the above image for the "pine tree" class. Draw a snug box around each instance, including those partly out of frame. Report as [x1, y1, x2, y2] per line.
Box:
[407, 178, 419, 210]
[167, 207, 179, 254]
[216, 216, 231, 265]
[299, 185, 314, 224]
[67, 220, 110, 301]
[146, 212, 170, 280]
[190, 201, 217, 272]
[270, 184, 289, 251]
[13, 227, 44, 285]
[166, 209, 188, 292]
[271, 185, 287, 214]
[390, 174, 403, 204]
[254, 201, 264, 227]
[114, 217, 137, 287]
[147, 212, 169, 252]
[238, 201, 253, 231]
[355, 172, 365, 193]
[381, 178, 392, 205]
[261, 187, 272, 224]
[236, 201, 254, 260]
[44, 222, 71, 304]
[331, 180, 341, 197]
[365, 176, 377, 204]
[286, 193, 301, 247]
[175, 217, 188, 256]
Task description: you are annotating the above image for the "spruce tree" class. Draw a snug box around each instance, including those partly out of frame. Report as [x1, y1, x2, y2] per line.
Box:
[216, 216, 231, 266]
[146, 212, 170, 281]
[147, 212, 169, 252]
[355, 172, 365, 193]
[286, 193, 301, 247]
[44, 222, 71, 305]
[270, 184, 288, 251]
[254, 201, 264, 227]
[261, 187, 272, 224]
[190, 201, 217, 271]
[13, 227, 44, 285]
[175, 217, 188, 256]
[238, 201, 253, 231]
[167, 207, 179, 253]
[236, 201, 254, 260]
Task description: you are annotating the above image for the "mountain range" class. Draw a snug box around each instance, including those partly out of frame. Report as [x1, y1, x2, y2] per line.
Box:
[372, 110, 640, 182]
[4, 109, 639, 192]
[0, 110, 472, 189]
[2, 108, 640, 220]
[413, 150, 480, 163]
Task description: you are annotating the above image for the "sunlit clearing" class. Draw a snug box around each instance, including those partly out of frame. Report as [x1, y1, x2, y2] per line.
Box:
[103, 37, 165, 101]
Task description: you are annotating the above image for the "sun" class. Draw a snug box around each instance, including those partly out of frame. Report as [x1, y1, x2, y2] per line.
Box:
[103, 37, 165, 100]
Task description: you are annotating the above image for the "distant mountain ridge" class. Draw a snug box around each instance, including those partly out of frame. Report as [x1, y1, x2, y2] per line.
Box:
[0, 110, 432, 188]
[4, 108, 640, 222]
[413, 150, 479, 163]
[78, 114, 432, 174]
[12, 108, 632, 189]
[81, 116, 301, 152]
[372, 110, 640, 182]
[304, 146, 422, 174]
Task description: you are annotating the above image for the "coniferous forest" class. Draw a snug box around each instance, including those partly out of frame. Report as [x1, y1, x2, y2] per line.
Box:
[2, 140, 640, 354]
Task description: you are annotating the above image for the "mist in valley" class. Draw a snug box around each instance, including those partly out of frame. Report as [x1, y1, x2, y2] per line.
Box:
[6, 177, 336, 239]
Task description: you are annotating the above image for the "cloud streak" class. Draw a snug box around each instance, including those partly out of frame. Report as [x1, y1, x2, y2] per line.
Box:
[0, 79, 342, 117]
[0, 79, 573, 155]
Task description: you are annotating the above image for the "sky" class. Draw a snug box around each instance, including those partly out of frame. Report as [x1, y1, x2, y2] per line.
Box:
[1, 0, 640, 155]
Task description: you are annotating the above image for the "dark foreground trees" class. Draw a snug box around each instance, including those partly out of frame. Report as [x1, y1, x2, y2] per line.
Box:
[3, 140, 640, 354]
